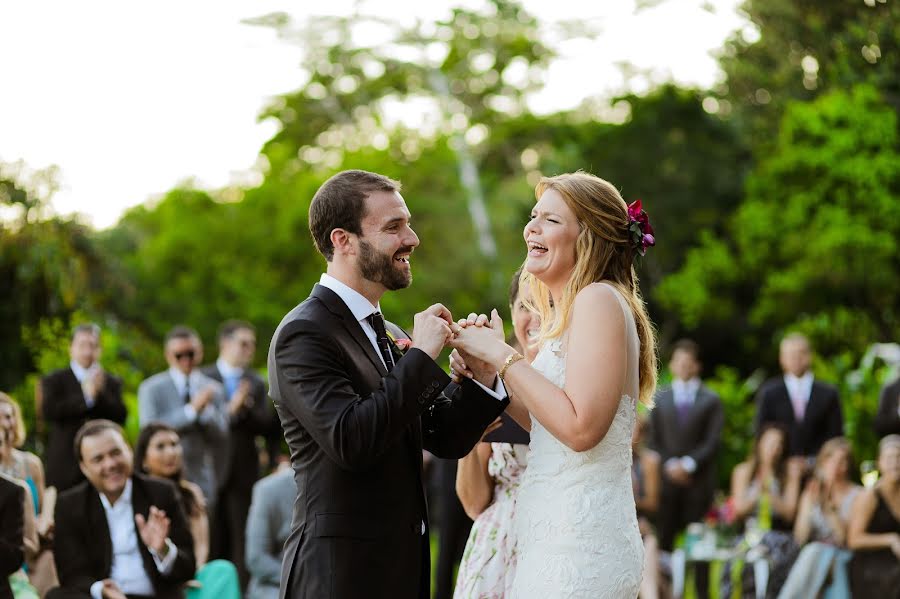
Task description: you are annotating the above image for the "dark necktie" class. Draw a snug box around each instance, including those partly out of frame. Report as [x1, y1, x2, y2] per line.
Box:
[183, 379, 192, 404]
[367, 312, 395, 372]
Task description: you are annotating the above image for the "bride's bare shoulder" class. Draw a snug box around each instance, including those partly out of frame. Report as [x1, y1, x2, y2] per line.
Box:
[572, 283, 624, 322]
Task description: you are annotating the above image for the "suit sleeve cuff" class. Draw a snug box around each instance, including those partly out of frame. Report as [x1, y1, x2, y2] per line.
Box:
[90, 580, 104, 599]
[183, 404, 198, 422]
[150, 537, 178, 573]
[473, 376, 506, 401]
[681, 456, 697, 473]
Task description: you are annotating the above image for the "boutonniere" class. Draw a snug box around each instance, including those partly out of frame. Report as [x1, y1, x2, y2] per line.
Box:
[386, 331, 412, 355]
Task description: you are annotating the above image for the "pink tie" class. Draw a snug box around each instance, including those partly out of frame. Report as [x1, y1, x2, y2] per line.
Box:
[790, 387, 806, 422]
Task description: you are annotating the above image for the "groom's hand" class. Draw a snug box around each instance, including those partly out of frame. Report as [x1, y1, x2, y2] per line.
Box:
[412, 303, 454, 360]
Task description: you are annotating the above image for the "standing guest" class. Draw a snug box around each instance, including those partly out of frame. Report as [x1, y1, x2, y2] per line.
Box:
[48, 420, 195, 599]
[649, 339, 723, 553]
[202, 320, 271, 588]
[138, 326, 228, 513]
[452, 270, 535, 599]
[731, 425, 803, 529]
[848, 434, 900, 597]
[755, 333, 843, 460]
[777, 438, 861, 599]
[134, 423, 240, 599]
[244, 464, 294, 599]
[41, 323, 126, 493]
[875, 376, 900, 438]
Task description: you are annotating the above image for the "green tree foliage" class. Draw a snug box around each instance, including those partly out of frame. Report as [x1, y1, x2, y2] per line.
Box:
[720, 0, 898, 143]
[659, 85, 900, 370]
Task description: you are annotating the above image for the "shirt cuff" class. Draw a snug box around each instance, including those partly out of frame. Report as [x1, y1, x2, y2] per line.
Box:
[183, 404, 198, 422]
[664, 457, 680, 470]
[90, 580, 104, 599]
[473, 376, 507, 401]
[150, 537, 178, 574]
[681, 456, 697, 473]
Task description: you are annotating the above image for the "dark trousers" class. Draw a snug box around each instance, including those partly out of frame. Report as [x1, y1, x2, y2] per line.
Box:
[210, 484, 252, 589]
[659, 480, 713, 599]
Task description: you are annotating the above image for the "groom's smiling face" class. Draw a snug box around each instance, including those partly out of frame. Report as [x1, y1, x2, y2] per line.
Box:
[355, 190, 419, 290]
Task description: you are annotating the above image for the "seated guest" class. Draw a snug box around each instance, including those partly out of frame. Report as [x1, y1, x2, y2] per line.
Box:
[755, 333, 842, 461]
[41, 323, 126, 493]
[452, 270, 534, 599]
[848, 434, 900, 597]
[1, 441, 25, 599]
[48, 419, 195, 599]
[0, 392, 57, 595]
[245, 463, 294, 599]
[875, 376, 900, 438]
[777, 438, 861, 599]
[134, 423, 240, 599]
[731, 424, 803, 530]
[632, 415, 661, 599]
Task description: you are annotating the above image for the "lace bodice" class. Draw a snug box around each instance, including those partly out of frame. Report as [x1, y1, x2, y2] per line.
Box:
[511, 283, 644, 598]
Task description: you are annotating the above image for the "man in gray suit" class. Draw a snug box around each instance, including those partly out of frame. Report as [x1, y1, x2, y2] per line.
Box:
[138, 326, 229, 511]
[245, 464, 294, 599]
[649, 339, 724, 552]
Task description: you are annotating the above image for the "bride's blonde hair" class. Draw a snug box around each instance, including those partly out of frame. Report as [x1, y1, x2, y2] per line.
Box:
[521, 171, 658, 406]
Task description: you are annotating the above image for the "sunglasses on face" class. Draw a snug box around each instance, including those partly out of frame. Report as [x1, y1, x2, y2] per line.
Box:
[174, 350, 196, 361]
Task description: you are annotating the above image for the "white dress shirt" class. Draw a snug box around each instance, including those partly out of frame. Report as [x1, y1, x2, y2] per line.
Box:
[71, 360, 99, 408]
[667, 377, 702, 474]
[318, 274, 505, 400]
[784, 372, 814, 405]
[90, 479, 177, 599]
[169, 368, 215, 423]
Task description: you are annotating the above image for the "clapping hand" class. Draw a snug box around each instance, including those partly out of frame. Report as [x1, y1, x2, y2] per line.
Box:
[228, 379, 253, 415]
[135, 506, 171, 555]
[190, 387, 214, 414]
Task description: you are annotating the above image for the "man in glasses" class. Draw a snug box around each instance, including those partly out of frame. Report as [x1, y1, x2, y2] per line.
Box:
[138, 326, 229, 513]
[202, 320, 272, 589]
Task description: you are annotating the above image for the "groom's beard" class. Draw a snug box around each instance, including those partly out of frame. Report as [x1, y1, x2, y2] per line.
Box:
[358, 240, 413, 290]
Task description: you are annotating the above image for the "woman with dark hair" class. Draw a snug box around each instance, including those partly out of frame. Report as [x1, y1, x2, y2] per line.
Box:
[134, 423, 239, 599]
[848, 434, 900, 597]
[731, 424, 803, 530]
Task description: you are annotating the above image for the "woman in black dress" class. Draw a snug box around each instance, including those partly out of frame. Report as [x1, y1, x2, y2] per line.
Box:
[848, 434, 900, 597]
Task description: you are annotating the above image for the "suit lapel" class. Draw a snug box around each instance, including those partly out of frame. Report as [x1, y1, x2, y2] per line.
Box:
[312, 285, 388, 377]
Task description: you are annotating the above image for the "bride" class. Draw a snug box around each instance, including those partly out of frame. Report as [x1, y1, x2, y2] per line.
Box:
[450, 171, 658, 598]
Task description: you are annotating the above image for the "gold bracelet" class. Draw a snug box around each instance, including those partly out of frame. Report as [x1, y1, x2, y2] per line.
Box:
[499, 352, 525, 381]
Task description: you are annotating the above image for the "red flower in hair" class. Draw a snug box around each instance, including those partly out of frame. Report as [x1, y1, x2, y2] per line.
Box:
[627, 200, 655, 256]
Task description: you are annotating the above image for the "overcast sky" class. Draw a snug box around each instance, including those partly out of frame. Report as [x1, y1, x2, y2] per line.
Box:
[0, 0, 749, 228]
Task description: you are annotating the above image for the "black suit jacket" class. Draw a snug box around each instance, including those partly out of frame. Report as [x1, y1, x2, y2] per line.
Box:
[650, 384, 723, 499]
[0, 476, 25, 599]
[201, 364, 272, 490]
[51, 474, 195, 599]
[267, 284, 508, 599]
[755, 376, 843, 457]
[41, 367, 127, 491]
[875, 378, 900, 438]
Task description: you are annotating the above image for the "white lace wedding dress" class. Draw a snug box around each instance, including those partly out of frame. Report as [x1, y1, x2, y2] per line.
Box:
[511, 284, 644, 598]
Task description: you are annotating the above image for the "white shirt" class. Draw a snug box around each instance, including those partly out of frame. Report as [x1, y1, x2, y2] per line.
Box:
[70, 360, 99, 408]
[215, 357, 243, 381]
[666, 378, 703, 474]
[318, 273, 505, 399]
[89, 479, 177, 599]
[784, 372, 814, 405]
[169, 368, 213, 423]
[672, 377, 701, 408]
[319, 273, 388, 368]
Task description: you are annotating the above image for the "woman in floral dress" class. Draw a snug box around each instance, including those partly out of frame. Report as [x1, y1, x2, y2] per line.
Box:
[452, 271, 537, 599]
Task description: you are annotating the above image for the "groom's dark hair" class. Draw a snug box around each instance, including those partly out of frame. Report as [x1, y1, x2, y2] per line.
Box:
[309, 169, 402, 261]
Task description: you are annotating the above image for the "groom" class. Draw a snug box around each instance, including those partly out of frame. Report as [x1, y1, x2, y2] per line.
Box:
[268, 169, 508, 599]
